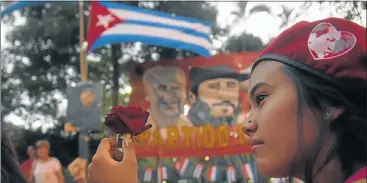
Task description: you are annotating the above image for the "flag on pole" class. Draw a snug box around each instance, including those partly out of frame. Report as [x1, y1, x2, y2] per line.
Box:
[1, 1, 45, 16]
[226, 166, 236, 182]
[207, 166, 220, 181]
[159, 166, 169, 180]
[143, 168, 153, 182]
[242, 163, 254, 182]
[192, 163, 204, 179]
[87, 1, 212, 56]
[177, 158, 191, 176]
[174, 161, 182, 171]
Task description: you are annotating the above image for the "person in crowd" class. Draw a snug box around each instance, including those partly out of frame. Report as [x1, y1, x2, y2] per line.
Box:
[242, 17, 366, 183]
[30, 140, 64, 183]
[20, 145, 37, 182]
[1, 126, 28, 183]
[87, 17, 366, 183]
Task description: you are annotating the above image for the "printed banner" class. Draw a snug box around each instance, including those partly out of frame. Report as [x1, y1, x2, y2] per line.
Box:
[129, 52, 261, 157]
[67, 82, 103, 131]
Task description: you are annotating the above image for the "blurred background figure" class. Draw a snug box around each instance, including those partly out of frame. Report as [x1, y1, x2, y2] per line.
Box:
[20, 145, 37, 182]
[31, 140, 64, 183]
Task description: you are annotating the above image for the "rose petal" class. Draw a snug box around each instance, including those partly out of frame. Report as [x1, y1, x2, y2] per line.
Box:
[111, 105, 125, 113]
[105, 113, 129, 133]
[107, 105, 150, 135]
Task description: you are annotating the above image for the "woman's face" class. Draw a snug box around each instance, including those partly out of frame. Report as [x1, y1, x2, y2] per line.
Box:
[244, 61, 320, 177]
[37, 145, 49, 159]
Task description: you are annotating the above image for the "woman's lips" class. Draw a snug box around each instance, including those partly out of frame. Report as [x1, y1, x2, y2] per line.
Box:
[250, 138, 264, 153]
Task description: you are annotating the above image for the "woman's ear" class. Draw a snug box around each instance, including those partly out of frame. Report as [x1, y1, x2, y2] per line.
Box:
[187, 91, 196, 105]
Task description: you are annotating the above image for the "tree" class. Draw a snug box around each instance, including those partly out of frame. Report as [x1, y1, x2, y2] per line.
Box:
[0, 1, 223, 126]
[303, 1, 366, 23]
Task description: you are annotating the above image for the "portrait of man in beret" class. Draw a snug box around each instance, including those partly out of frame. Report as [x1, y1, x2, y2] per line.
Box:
[142, 66, 192, 129]
[187, 65, 249, 126]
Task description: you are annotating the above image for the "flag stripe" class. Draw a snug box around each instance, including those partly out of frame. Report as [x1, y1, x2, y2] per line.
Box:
[100, 2, 211, 28]
[124, 20, 210, 40]
[101, 24, 211, 49]
[1, 1, 44, 16]
[92, 35, 210, 56]
[108, 8, 210, 35]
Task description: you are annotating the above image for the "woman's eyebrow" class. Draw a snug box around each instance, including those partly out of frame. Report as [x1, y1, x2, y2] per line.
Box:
[249, 82, 267, 99]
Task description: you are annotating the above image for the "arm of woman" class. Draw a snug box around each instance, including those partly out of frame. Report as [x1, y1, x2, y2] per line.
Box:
[28, 160, 36, 183]
[53, 158, 64, 183]
[55, 170, 64, 183]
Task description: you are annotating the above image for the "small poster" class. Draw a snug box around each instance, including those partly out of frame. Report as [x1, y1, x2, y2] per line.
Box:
[67, 82, 103, 131]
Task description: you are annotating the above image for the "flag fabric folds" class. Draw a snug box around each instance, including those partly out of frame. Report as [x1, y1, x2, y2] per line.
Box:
[176, 158, 191, 176]
[87, 1, 212, 56]
[226, 166, 236, 182]
[207, 166, 220, 181]
[1, 1, 46, 16]
[143, 168, 153, 182]
[159, 166, 169, 180]
[192, 163, 204, 179]
[242, 163, 254, 182]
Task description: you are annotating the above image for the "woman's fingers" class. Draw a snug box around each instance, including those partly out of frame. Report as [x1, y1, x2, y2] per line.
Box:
[120, 140, 137, 166]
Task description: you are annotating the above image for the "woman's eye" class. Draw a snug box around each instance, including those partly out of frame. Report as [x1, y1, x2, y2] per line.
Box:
[255, 93, 268, 106]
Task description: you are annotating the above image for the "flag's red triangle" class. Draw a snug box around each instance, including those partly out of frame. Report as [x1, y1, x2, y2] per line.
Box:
[87, 2, 123, 51]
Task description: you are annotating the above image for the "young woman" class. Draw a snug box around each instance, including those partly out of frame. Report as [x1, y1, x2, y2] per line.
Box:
[31, 140, 64, 183]
[87, 17, 365, 183]
[243, 17, 366, 183]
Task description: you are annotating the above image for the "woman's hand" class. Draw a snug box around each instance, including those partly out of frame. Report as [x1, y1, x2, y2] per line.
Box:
[87, 138, 138, 183]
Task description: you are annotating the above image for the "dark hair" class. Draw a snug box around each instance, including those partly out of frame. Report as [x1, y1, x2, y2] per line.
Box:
[1, 125, 28, 183]
[280, 55, 366, 183]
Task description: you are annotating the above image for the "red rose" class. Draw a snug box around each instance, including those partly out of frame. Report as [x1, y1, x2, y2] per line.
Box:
[105, 105, 152, 135]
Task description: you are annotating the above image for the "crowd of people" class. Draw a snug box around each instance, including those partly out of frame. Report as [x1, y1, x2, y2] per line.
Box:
[1, 17, 366, 183]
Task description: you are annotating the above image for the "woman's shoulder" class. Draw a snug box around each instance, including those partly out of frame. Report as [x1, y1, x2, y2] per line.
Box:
[49, 157, 61, 163]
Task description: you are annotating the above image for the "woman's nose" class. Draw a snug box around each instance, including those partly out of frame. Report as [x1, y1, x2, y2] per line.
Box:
[242, 119, 258, 136]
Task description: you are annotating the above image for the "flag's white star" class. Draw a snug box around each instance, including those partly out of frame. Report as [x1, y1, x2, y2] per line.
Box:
[96, 14, 115, 29]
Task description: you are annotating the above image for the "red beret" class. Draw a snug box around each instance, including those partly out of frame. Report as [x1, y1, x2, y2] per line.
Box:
[253, 17, 366, 91]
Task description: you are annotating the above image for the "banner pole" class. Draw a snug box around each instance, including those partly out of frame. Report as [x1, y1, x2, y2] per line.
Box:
[79, 1, 87, 81]
[78, 2, 89, 182]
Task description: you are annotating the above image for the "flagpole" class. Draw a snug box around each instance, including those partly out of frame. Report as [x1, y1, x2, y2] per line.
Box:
[78, 2, 89, 182]
[79, 1, 87, 81]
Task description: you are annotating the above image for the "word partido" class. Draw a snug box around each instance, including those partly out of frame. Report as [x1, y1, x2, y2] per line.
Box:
[137, 125, 250, 149]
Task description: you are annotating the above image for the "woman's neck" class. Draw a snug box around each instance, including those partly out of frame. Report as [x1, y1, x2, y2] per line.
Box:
[39, 156, 50, 162]
[293, 154, 345, 183]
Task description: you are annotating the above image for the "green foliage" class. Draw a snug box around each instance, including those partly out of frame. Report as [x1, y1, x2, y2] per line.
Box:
[303, 1, 366, 23]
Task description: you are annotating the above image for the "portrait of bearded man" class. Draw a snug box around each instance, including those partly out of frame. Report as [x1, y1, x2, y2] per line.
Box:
[142, 66, 192, 129]
[187, 65, 255, 182]
[187, 65, 249, 126]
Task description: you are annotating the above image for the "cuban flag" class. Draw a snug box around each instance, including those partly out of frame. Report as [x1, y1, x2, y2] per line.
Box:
[87, 2, 212, 56]
[242, 163, 254, 182]
[177, 158, 191, 176]
[226, 166, 236, 182]
[174, 161, 182, 171]
[159, 166, 169, 180]
[192, 163, 204, 179]
[1, 1, 46, 16]
[143, 168, 153, 182]
[207, 166, 219, 181]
